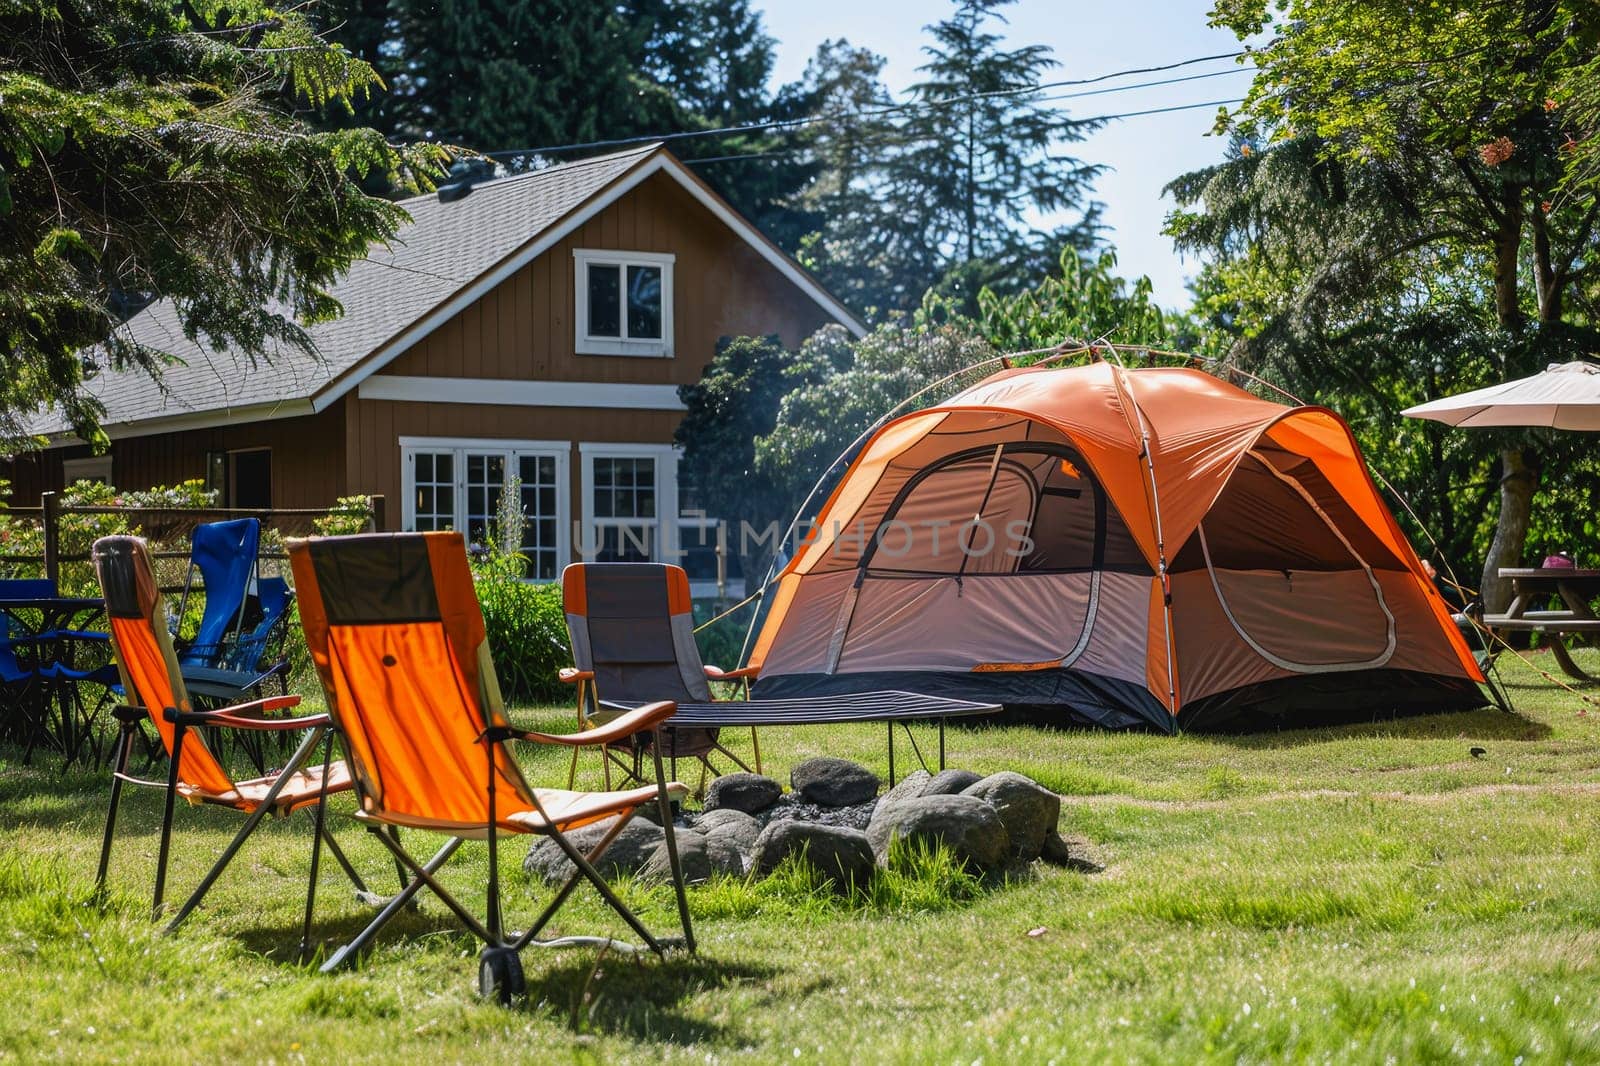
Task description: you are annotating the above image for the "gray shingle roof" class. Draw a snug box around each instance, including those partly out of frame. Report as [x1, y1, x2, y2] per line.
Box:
[33, 144, 660, 436]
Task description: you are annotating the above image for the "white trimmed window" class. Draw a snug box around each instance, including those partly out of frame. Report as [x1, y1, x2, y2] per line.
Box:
[573, 249, 674, 357]
[579, 443, 680, 562]
[400, 437, 570, 580]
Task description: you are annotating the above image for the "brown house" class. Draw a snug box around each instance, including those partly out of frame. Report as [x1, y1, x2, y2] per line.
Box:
[7, 144, 863, 585]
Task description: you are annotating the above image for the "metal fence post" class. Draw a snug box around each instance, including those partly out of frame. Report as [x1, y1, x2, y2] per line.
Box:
[368, 495, 386, 533]
[41, 491, 60, 588]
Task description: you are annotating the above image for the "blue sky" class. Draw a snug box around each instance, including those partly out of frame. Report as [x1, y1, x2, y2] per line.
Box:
[756, 0, 1251, 309]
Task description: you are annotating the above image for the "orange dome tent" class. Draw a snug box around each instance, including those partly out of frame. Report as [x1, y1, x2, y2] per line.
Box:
[746, 362, 1485, 731]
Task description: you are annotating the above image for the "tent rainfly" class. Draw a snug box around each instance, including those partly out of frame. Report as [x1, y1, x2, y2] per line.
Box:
[746, 363, 1485, 731]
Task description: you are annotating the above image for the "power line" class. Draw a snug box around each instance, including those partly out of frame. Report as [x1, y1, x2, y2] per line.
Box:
[481, 51, 1247, 161]
[681, 98, 1247, 166]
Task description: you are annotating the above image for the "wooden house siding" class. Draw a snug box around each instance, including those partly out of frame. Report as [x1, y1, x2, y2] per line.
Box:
[346, 168, 838, 535]
[378, 170, 832, 386]
[3, 406, 346, 509]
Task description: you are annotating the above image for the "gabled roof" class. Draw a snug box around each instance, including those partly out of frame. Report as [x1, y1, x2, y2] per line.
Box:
[33, 144, 865, 441]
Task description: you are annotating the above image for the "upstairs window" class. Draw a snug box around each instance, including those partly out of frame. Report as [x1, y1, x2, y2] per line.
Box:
[573, 249, 674, 357]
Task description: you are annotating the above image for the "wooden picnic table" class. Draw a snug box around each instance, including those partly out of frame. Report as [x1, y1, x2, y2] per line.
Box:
[1484, 568, 1600, 681]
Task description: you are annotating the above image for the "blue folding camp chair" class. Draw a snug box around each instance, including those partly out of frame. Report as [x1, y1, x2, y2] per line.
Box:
[175, 518, 260, 669]
[183, 576, 296, 703]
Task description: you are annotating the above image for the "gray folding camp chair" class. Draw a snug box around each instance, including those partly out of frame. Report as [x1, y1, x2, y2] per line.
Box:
[560, 563, 759, 790]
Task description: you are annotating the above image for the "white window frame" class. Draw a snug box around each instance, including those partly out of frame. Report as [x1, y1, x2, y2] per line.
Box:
[62, 454, 113, 486]
[400, 436, 570, 579]
[572, 249, 675, 358]
[578, 442, 680, 562]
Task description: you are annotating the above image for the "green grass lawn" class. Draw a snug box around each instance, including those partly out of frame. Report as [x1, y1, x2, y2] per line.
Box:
[6, 651, 1600, 1063]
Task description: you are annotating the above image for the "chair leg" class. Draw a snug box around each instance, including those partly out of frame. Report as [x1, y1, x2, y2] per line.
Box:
[153, 723, 185, 919]
[317, 823, 370, 896]
[95, 725, 136, 895]
[322, 836, 464, 972]
[514, 811, 637, 947]
[298, 732, 337, 962]
[750, 727, 762, 775]
[164, 726, 326, 934]
[370, 831, 496, 942]
[653, 734, 695, 953]
[531, 817, 665, 955]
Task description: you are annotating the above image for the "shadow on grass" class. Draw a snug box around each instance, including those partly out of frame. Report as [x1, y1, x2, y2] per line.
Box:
[517, 950, 789, 1045]
[1201, 706, 1551, 749]
[241, 905, 789, 1047]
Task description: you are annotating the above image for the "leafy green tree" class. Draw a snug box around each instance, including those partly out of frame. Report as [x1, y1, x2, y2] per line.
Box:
[755, 319, 998, 530]
[976, 250, 1195, 354]
[675, 334, 823, 581]
[881, 0, 1104, 314]
[1174, 0, 1600, 608]
[676, 318, 997, 591]
[0, 0, 437, 450]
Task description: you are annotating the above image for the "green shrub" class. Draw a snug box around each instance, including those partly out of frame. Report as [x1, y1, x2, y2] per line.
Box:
[475, 572, 570, 704]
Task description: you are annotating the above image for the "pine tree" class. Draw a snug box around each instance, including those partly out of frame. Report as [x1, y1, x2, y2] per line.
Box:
[882, 0, 1104, 313]
[391, 0, 664, 150]
[782, 40, 905, 314]
[0, 0, 433, 449]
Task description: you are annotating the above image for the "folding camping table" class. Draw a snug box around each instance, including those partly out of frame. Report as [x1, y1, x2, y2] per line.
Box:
[602, 690, 1001, 784]
[0, 595, 109, 764]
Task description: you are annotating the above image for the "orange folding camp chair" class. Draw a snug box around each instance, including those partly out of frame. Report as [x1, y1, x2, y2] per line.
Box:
[559, 562, 759, 790]
[287, 532, 695, 1002]
[91, 535, 368, 952]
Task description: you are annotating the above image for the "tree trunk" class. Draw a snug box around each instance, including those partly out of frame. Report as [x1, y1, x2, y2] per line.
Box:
[1480, 447, 1537, 611]
[1478, 187, 1533, 610]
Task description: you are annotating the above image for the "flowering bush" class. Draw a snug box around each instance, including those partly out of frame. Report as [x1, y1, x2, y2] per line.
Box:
[312, 496, 374, 536]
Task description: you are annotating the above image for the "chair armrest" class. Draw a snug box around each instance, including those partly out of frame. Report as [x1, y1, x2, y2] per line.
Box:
[194, 710, 333, 732]
[165, 694, 312, 731]
[559, 667, 594, 684]
[703, 664, 759, 681]
[507, 700, 677, 748]
[51, 629, 110, 642]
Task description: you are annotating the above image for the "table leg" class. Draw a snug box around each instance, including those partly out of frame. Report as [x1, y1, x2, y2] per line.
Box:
[1547, 638, 1599, 682]
[887, 722, 895, 786]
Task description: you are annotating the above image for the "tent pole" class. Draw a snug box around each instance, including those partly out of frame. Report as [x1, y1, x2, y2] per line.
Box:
[1111, 364, 1180, 718]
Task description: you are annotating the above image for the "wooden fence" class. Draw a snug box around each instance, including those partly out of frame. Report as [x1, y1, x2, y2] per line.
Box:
[1, 493, 385, 593]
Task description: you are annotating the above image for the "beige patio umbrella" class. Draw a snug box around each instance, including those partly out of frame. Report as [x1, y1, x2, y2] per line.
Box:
[1402, 360, 1600, 429]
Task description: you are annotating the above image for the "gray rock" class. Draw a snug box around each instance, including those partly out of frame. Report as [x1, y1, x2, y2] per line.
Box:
[703, 832, 748, 876]
[869, 769, 932, 827]
[790, 757, 880, 807]
[640, 830, 707, 884]
[749, 820, 875, 891]
[866, 793, 1011, 871]
[695, 808, 761, 855]
[924, 769, 983, 796]
[703, 772, 782, 814]
[692, 807, 757, 833]
[1041, 830, 1102, 873]
[641, 829, 744, 883]
[960, 771, 1061, 863]
[524, 817, 664, 884]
